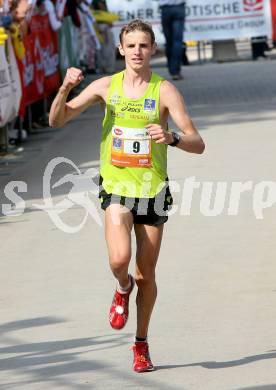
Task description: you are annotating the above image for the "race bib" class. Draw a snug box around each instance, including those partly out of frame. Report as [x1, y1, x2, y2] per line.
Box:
[111, 126, 152, 168]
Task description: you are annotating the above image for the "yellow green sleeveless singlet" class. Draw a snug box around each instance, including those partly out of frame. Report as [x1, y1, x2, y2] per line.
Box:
[100, 70, 168, 198]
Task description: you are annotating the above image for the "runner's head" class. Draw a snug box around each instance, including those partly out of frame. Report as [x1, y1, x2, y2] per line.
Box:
[119, 19, 156, 47]
[119, 19, 157, 70]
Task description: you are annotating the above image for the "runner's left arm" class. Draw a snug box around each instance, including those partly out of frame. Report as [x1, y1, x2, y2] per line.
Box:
[147, 80, 205, 154]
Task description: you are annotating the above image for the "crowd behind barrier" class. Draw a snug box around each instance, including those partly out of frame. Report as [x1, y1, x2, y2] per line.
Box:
[1, 0, 276, 152]
[0, 0, 117, 151]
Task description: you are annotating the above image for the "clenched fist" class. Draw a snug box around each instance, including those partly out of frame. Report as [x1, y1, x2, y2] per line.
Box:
[146, 124, 174, 145]
[62, 67, 84, 91]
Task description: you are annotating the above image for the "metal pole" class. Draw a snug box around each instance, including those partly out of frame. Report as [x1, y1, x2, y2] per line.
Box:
[4, 124, 9, 153]
[27, 105, 33, 133]
[197, 41, 202, 64]
[18, 116, 23, 143]
[202, 41, 206, 61]
[43, 97, 47, 123]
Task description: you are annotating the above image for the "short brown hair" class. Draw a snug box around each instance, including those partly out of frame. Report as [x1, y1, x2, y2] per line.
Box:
[119, 19, 155, 46]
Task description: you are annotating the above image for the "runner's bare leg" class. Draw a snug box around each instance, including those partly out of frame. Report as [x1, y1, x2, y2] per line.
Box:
[105, 204, 133, 288]
[134, 223, 164, 338]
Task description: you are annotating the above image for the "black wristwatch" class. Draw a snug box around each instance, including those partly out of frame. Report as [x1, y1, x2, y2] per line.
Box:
[169, 131, 181, 147]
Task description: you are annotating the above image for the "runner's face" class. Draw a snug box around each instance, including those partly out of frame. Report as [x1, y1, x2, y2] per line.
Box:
[119, 31, 156, 70]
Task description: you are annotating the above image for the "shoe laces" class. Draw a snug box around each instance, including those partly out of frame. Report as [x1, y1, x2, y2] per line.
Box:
[114, 290, 128, 307]
[134, 342, 149, 362]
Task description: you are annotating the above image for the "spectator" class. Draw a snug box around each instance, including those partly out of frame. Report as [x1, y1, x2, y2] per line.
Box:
[12, 0, 30, 24]
[92, 0, 116, 74]
[251, 36, 271, 61]
[44, 0, 62, 31]
[159, 0, 185, 80]
[78, 0, 100, 73]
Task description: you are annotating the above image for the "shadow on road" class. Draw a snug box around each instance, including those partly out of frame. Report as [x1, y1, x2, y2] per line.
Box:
[155, 349, 276, 372]
[235, 386, 276, 390]
[0, 318, 180, 389]
[0, 316, 147, 389]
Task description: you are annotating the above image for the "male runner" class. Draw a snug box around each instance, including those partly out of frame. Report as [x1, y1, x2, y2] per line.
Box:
[49, 19, 205, 373]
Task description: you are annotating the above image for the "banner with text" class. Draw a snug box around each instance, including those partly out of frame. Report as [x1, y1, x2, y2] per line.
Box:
[184, 0, 272, 41]
[107, 0, 272, 43]
[18, 12, 60, 110]
[106, 0, 163, 44]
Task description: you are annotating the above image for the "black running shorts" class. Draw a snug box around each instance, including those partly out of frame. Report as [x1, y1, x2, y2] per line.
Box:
[98, 176, 173, 226]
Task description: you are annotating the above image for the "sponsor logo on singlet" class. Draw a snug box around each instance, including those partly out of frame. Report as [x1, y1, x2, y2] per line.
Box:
[114, 128, 123, 136]
[113, 138, 122, 150]
[110, 93, 122, 105]
[144, 99, 156, 111]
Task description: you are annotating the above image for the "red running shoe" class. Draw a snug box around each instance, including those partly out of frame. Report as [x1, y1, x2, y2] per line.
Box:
[109, 275, 134, 330]
[132, 341, 154, 373]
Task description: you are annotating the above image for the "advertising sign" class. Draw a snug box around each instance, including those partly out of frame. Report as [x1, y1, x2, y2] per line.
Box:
[107, 0, 272, 43]
[184, 0, 272, 41]
[0, 44, 13, 126]
[106, 0, 164, 44]
[19, 12, 60, 108]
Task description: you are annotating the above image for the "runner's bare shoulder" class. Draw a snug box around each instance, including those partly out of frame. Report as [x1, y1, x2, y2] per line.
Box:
[160, 79, 179, 97]
[160, 80, 183, 110]
[85, 75, 112, 104]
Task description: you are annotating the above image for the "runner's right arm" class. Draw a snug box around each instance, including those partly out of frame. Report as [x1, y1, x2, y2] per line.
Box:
[49, 67, 111, 128]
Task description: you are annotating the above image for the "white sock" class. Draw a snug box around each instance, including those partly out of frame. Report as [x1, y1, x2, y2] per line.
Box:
[117, 275, 132, 294]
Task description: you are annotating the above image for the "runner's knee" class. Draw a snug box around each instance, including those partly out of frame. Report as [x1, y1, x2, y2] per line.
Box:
[109, 251, 131, 271]
[135, 268, 156, 285]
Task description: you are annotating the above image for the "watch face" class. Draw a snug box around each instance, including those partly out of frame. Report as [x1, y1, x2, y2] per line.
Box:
[173, 132, 180, 145]
[175, 133, 180, 142]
